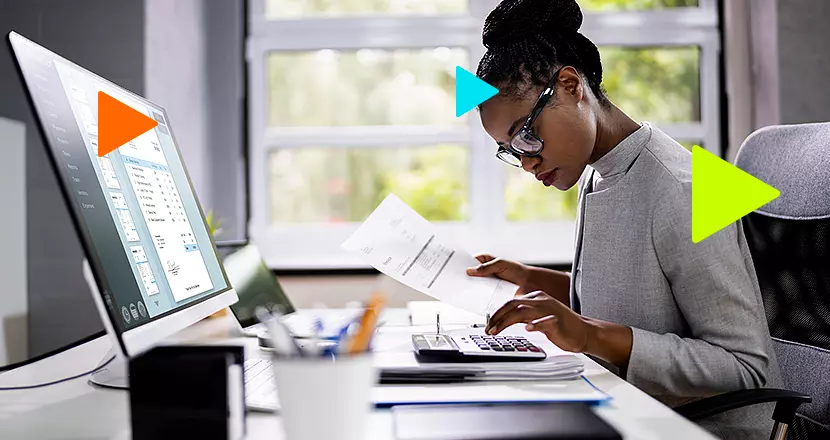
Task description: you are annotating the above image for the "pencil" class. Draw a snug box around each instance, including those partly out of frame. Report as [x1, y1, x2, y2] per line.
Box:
[347, 291, 386, 355]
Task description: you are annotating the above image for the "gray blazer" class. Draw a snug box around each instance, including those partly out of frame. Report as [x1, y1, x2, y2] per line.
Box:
[569, 124, 781, 440]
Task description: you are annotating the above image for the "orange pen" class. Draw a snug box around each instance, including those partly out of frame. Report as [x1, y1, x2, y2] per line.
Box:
[346, 292, 386, 355]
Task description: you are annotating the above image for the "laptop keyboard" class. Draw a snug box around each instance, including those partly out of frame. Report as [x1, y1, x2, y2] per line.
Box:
[243, 357, 278, 410]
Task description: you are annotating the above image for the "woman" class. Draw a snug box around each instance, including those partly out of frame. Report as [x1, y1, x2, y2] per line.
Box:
[466, 1, 780, 439]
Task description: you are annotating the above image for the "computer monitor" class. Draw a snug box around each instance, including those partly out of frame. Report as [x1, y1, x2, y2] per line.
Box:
[7, 32, 238, 387]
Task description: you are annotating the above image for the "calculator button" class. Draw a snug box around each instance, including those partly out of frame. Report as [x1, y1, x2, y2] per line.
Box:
[516, 347, 528, 352]
[502, 346, 515, 351]
[478, 346, 491, 350]
[528, 347, 541, 352]
[492, 346, 504, 351]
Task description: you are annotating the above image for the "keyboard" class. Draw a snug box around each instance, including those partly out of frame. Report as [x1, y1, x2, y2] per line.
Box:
[243, 357, 278, 412]
[412, 334, 546, 361]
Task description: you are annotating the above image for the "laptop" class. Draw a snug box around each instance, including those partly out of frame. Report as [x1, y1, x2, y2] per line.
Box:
[219, 243, 360, 339]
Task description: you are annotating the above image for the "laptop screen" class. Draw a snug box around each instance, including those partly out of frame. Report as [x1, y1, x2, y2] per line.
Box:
[221, 244, 295, 328]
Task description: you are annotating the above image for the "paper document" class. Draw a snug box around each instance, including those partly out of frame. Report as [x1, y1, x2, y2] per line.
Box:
[342, 194, 516, 317]
[372, 378, 608, 407]
[375, 351, 585, 381]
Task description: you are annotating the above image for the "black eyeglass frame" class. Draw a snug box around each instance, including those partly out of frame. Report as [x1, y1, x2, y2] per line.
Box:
[496, 67, 565, 167]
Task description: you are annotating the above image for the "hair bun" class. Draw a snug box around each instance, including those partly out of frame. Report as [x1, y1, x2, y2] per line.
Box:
[483, 0, 584, 49]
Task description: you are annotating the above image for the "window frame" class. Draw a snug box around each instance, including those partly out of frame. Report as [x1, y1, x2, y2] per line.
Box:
[247, 0, 721, 269]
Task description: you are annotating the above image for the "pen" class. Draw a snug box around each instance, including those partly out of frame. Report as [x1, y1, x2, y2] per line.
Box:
[256, 307, 305, 358]
[333, 318, 357, 355]
[469, 313, 490, 329]
[308, 316, 323, 357]
[347, 291, 386, 355]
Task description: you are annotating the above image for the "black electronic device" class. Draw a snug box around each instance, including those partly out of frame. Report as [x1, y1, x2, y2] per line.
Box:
[129, 345, 246, 440]
[392, 403, 622, 440]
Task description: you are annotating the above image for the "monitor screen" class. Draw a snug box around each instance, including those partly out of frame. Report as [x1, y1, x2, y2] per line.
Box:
[9, 33, 231, 334]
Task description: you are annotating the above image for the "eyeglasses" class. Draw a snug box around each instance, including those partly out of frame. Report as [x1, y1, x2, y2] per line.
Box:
[495, 67, 564, 167]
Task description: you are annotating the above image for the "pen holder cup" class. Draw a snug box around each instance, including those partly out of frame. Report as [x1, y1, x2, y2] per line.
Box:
[271, 353, 377, 440]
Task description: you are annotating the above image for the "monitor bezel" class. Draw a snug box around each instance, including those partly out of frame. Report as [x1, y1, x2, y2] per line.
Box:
[7, 31, 238, 358]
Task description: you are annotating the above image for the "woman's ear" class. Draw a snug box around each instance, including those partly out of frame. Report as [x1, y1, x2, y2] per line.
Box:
[557, 66, 584, 102]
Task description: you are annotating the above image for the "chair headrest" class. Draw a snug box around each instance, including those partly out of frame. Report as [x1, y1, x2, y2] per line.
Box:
[735, 122, 830, 220]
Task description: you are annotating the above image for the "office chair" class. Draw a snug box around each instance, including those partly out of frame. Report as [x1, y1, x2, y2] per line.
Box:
[676, 123, 830, 439]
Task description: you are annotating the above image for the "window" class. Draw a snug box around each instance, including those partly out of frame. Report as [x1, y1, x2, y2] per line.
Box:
[248, 0, 720, 268]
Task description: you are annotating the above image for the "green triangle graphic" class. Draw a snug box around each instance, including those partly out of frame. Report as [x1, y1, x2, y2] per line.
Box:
[692, 146, 780, 243]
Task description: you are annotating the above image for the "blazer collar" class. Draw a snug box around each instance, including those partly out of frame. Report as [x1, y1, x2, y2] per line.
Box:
[591, 122, 652, 179]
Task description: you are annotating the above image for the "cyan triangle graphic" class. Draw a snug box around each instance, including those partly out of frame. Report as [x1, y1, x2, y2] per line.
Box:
[455, 66, 499, 117]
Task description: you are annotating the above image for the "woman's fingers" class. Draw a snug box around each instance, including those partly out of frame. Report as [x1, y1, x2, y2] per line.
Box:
[526, 314, 557, 332]
[486, 291, 547, 331]
[466, 257, 512, 278]
[487, 303, 546, 335]
[487, 297, 535, 330]
[473, 253, 496, 264]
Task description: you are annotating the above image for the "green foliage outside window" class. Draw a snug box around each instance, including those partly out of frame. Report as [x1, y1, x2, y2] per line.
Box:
[266, 0, 704, 224]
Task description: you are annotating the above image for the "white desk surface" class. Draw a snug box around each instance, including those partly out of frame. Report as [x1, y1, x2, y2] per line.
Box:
[0, 310, 716, 440]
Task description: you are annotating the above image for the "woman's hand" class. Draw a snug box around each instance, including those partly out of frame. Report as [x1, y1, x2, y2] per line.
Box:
[466, 254, 537, 296]
[466, 254, 572, 306]
[486, 290, 590, 353]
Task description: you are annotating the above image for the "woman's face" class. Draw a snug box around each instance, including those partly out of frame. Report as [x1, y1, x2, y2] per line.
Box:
[480, 68, 597, 191]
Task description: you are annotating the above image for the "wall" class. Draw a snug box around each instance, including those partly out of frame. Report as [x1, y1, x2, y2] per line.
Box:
[0, 0, 248, 361]
[0, 118, 27, 365]
[204, 0, 247, 242]
[145, 0, 209, 210]
[0, 0, 146, 359]
[144, 0, 247, 242]
[721, 0, 830, 158]
[777, 0, 830, 125]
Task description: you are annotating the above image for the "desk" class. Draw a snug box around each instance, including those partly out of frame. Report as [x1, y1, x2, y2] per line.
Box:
[0, 310, 716, 440]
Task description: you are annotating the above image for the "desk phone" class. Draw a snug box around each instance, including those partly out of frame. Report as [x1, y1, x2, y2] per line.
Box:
[412, 334, 546, 361]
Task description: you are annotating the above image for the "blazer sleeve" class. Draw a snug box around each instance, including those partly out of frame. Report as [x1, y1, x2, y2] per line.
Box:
[625, 183, 772, 399]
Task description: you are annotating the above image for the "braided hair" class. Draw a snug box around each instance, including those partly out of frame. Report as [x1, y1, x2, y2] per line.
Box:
[476, 0, 608, 106]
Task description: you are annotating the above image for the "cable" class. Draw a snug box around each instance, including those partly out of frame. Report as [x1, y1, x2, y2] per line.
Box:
[0, 355, 117, 391]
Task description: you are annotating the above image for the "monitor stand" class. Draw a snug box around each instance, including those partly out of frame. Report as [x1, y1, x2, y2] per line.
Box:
[88, 346, 130, 389]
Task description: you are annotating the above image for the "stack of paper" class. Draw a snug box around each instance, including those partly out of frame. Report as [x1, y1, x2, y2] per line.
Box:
[375, 352, 584, 382]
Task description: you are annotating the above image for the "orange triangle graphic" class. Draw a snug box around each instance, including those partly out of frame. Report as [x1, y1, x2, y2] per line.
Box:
[97, 91, 158, 157]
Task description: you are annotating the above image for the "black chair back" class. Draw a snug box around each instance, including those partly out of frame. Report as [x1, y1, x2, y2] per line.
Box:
[736, 123, 830, 439]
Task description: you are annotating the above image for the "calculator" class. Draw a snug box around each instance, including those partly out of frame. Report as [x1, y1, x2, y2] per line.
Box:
[411, 334, 546, 361]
